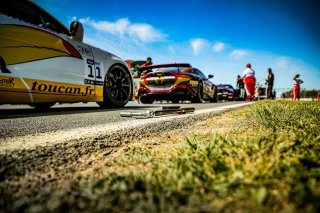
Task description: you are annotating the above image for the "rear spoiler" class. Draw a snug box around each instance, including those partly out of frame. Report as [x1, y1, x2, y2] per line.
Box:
[138, 63, 192, 72]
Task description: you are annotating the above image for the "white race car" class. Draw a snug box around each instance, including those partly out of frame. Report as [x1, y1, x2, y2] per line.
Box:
[0, 0, 133, 109]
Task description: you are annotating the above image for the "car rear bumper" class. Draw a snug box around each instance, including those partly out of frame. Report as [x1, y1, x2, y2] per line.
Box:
[138, 84, 196, 100]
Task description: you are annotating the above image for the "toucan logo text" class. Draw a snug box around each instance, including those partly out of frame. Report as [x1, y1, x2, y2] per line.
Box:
[31, 81, 94, 96]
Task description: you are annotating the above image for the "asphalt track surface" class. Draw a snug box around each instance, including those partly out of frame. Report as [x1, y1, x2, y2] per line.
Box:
[0, 101, 253, 154]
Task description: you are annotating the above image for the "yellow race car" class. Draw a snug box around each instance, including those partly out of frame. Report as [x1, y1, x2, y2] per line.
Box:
[0, 0, 133, 109]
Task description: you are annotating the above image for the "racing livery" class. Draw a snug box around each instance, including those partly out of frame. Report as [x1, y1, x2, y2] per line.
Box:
[0, 0, 132, 109]
[137, 63, 218, 103]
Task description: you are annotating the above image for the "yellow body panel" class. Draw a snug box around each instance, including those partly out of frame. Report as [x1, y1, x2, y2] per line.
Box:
[0, 76, 104, 104]
[0, 25, 77, 66]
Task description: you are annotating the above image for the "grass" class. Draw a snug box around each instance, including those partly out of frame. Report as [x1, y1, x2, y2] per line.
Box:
[2, 100, 320, 213]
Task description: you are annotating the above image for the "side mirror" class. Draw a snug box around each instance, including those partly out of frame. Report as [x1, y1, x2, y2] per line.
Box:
[70, 21, 84, 42]
[208, 74, 214, 79]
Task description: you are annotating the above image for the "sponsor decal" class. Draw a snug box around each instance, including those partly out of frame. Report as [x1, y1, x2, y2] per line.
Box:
[84, 59, 104, 85]
[189, 80, 198, 85]
[77, 45, 93, 57]
[30, 81, 94, 96]
[84, 79, 104, 85]
[0, 77, 14, 87]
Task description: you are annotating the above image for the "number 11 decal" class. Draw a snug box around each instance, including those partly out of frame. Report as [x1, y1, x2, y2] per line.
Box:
[85, 59, 104, 79]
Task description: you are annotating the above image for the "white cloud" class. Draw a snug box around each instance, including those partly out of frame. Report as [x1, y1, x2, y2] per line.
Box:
[79, 17, 166, 43]
[230, 49, 248, 59]
[128, 23, 165, 43]
[212, 42, 226, 52]
[190, 38, 207, 55]
[275, 57, 290, 70]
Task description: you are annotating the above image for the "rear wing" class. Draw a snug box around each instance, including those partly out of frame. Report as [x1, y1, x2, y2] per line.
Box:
[138, 63, 192, 72]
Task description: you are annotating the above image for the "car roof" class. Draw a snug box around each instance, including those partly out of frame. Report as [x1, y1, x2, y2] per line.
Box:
[138, 63, 192, 71]
[1, 0, 70, 36]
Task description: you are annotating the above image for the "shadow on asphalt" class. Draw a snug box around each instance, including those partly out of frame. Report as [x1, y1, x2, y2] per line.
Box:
[0, 104, 160, 119]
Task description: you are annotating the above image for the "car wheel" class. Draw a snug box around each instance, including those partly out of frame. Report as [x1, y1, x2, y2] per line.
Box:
[29, 102, 55, 110]
[191, 81, 204, 103]
[97, 64, 132, 108]
[171, 98, 180, 103]
[140, 96, 154, 104]
[210, 88, 218, 103]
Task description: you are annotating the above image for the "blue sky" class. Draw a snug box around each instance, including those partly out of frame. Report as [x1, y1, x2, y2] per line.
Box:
[34, 0, 320, 93]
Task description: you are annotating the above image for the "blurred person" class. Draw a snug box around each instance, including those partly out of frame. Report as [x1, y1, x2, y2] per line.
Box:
[266, 68, 274, 99]
[242, 63, 256, 101]
[140, 57, 153, 75]
[236, 75, 245, 100]
[317, 90, 320, 102]
[293, 74, 303, 100]
[273, 90, 276, 100]
[140, 57, 153, 68]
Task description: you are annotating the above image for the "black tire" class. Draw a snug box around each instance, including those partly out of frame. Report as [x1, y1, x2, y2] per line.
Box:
[210, 87, 219, 102]
[191, 81, 204, 103]
[140, 96, 154, 104]
[171, 98, 180, 103]
[29, 102, 55, 110]
[97, 64, 132, 108]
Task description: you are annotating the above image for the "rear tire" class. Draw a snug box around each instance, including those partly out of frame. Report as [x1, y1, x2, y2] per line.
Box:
[191, 81, 204, 103]
[210, 87, 218, 102]
[97, 64, 132, 108]
[140, 96, 154, 104]
[171, 98, 180, 103]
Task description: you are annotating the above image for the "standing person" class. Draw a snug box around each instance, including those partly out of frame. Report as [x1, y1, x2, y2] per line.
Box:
[293, 74, 303, 100]
[242, 63, 256, 101]
[140, 57, 153, 68]
[236, 75, 245, 100]
[140, 57, 153, 76]
[266, 68, 274, 99]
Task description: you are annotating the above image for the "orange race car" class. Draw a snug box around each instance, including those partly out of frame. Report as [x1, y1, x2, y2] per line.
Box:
[137, 63, 218, 104]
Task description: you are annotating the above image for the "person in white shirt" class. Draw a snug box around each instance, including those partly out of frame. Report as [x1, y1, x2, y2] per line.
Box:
[242, 63, 256, 100]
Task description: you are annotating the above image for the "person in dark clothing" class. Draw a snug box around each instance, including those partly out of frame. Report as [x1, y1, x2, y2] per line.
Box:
[140, 57, 153, 68]
[140, 57, 153, 75]
[266, 68, 274, 99]
[236, 75, 245, 100]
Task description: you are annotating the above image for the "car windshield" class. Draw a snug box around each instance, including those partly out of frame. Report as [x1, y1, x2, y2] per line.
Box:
[153, 67, 190, 73]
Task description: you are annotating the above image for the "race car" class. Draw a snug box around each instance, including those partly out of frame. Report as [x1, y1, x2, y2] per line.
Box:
[0, 0, 133, 109]
[217, 84, 235, 101]
[137, 63, 218, 103]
